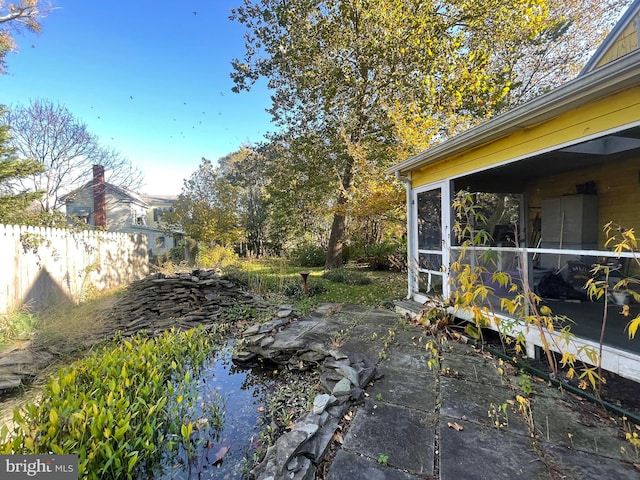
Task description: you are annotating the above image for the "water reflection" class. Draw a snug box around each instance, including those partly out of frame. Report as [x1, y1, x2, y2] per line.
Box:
[152, 342, 269, 479]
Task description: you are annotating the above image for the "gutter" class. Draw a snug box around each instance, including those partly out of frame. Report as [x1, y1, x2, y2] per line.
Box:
[387, 49, 640, 176]
[396, 171, 413, 300]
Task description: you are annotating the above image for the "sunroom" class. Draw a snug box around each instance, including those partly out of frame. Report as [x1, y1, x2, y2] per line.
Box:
[387, 4, 640, 382]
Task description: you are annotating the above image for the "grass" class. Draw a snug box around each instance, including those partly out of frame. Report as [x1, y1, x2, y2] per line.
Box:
[34, 287, 127, 356]
[3, 259, 405, 357]
[222, 258, 407, 310]
[0, 287, 125, 359]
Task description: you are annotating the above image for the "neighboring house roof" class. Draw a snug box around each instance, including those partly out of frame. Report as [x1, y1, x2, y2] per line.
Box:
[141, 194, 177, 206]
[61, 181, 149, 207]
[387, 1, 640, 177]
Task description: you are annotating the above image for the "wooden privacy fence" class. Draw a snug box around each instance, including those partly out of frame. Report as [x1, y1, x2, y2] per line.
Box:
[0, 224, 149, 314]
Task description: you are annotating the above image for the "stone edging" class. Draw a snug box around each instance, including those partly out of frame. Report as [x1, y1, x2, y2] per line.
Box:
[233, 306, 379, 480]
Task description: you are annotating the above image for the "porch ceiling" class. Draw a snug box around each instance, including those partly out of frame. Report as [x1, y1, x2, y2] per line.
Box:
[455, 125, 640, 193]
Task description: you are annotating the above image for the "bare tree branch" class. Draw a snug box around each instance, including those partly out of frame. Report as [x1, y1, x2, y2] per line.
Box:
[2, 100, 144, 212]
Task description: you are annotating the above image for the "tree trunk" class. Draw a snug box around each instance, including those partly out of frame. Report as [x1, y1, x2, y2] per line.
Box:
[325, 161, 354, 270]
[325, 210, 347, 269]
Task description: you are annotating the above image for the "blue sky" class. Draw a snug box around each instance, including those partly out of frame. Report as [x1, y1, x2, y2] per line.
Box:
[1, 0, 273, 195]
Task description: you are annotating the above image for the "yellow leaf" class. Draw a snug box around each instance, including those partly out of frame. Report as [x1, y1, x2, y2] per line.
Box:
[50, 380, 61, 395]
[626, 316, 640, 339]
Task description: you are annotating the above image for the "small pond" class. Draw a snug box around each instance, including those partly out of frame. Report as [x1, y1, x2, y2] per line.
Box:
[150, 342, 271, 479]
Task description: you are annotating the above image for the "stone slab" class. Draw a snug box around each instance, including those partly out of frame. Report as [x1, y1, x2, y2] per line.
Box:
[389, 328, 433, 349]
[381, 344, 438, 373]
[0, 375, 22, 390]
[0, 350, 33, 366]
[541, 443, 640, 480]
[342, 400, 434, 476]
[440, 377, 528, 435]
[530, 394, 629, 461]
[367, 369, 436, 413]
[326, 450, 425, 480]
[440, 347, 510, 387]
[300, 416, 340, 464]
[439, 419, 547, 480]
[340, 331, 385, 362]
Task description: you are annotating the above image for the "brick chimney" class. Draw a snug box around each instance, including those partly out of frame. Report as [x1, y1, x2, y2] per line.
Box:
[92, 165, 107, 228]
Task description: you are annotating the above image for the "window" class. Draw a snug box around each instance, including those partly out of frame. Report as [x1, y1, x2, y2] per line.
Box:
[153, 207, 174, 222]
[70, 207, 91, 224]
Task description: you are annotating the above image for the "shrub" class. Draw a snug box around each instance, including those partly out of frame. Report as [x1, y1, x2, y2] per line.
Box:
[365, 240, 407, 271]
[220, 266, 250, 287]
[342, 242, 365, 264]
[282, 280, 326, 299]
[197, 244, 239, 269]
[322, 269, 372, 285]
[288, 243, 326, 267]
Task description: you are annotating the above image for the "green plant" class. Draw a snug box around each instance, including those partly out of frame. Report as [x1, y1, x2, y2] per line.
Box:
[222, 259, 406, 306]
[518, 374, 534, 396]
[621, 415, 640, 457]
[0, 309, 38, 344]
[364, 240, 407, 271]
[221, 266, 251, 287]
[377, 328, 396, 361]
[488, 402, 509, 430]
[375, 393, 383, 401]
[598, 223, 640, 339]
[330, 329, 349, 348]
[0, 326, 226, 479]
[282, 280, 327, 299]
[221, 303, 257, 322]
[288, 242, 326, 267]
[293, 296, 318, 316]
[377, 454, 389, 466]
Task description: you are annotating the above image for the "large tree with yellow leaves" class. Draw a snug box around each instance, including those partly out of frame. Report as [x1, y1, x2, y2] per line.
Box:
[231, 0, 630, 268]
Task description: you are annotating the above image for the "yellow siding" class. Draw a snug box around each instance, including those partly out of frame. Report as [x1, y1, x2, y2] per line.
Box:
[526, 156, 640, 248]
[595, 18, 639, 68]
[411, 85, 640, 188]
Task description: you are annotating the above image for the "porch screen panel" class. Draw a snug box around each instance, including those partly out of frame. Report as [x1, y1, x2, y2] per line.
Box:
[417, 190, 442, 250]
[418, 253, 442, 271]
[416, 188, 445, 295]
[419, 272, 443, 293]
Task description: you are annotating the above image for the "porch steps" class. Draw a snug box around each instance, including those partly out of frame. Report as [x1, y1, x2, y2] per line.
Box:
[393, 299, 424, 319]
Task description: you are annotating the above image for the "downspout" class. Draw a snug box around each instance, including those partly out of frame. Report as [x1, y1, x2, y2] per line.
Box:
[396, 171, 413, 300]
